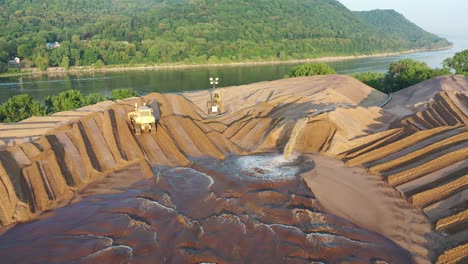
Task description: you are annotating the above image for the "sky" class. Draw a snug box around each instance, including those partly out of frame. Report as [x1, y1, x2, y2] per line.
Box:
[337, 0, 468, 37]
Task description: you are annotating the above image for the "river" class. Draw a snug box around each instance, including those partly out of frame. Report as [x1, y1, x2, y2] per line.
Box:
[0, 36, 467, 102]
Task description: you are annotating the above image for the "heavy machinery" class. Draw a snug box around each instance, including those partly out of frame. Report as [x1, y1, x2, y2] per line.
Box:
[128, 103, 157, 135]
[207, 90, 223, 115]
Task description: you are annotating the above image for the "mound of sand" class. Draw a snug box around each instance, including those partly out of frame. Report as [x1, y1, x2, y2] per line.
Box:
[0, 74, 466, 263]
[385, 74, 468, 117]
[339, 81, 468, 263]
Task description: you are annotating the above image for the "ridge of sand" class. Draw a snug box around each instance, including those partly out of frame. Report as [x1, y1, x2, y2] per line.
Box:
[384, 74, 468, 117]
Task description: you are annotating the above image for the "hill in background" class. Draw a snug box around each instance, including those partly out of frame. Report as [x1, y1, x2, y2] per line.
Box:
[0, 0, 451, 69]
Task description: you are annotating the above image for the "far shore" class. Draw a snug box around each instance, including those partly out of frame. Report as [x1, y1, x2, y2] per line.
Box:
[1, 45, 453, 78]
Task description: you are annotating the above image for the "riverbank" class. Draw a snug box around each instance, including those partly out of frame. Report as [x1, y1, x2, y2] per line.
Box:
[1, 45, 453, 78]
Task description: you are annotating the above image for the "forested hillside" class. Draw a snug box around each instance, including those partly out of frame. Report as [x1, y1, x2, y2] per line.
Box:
[0, 0, 451, 72]
[356, 9, 444, 48]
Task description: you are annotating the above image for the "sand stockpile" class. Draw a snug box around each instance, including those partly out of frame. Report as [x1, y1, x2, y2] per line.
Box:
[338, 76, 468, 263]
[0, 74, 466, 263]
[384, 74, 468, 117]
[394, 91, 468, 132]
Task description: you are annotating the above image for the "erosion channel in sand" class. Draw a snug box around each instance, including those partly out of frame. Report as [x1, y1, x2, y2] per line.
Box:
[0, 74, 466, 263]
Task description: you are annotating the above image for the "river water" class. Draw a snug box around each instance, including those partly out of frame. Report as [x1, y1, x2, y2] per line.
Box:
[0, 37, 467, 102]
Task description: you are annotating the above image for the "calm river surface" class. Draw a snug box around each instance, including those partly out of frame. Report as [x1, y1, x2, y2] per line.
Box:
[0, 36, 467, 102]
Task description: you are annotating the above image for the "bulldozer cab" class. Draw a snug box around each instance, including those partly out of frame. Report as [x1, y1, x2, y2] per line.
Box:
[136, 105, 152, 116]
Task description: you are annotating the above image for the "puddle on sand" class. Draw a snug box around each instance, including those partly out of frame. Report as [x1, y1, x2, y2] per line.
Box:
[191, 153, 315, 181]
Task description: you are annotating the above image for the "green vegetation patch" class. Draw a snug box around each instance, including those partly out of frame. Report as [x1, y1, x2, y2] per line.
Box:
[444, 50, 468, 75]
[0, 94, 46, 123]
[286, 63, 336, 78]
[0, 88, 138, 123]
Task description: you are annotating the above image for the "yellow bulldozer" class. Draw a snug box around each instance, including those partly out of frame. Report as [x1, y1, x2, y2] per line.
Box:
[207, 90, 223, 115]
[128, 103, 157, 135]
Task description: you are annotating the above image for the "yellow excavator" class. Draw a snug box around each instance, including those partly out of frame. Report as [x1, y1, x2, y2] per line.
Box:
[207, 90, 223, 115]
[128, 103, 157, 135]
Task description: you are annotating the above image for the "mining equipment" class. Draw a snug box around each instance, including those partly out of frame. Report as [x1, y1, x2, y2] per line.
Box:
[207, 90, 223, 115]
[128, 103, 157, 135]
[207, 77, 223, 115]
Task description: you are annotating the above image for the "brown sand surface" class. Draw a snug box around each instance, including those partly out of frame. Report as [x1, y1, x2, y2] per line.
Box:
[0, 74, 466, 263]
[0, 156, 413, 263]
[183, 74, 386, 117]
[301, 154, 438, 264]
[384, 75, 468, 118]
[338, 79, 467, 264]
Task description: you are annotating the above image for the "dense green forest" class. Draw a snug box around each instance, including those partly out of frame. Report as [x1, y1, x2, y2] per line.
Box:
[0, 0, 451, 72]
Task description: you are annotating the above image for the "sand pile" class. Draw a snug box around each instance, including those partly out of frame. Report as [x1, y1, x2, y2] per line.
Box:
[394, 91, 467, 132]
[339, 76, 468, 264]
[385, 74, 468, 117]
[0, 74, 466, 263]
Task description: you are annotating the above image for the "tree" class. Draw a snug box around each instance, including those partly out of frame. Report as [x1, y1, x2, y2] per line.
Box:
[0, 50, 8, 64]
[443, 49, 468, 74]
[82, 47, 99, 65]
[285, 63, 336, 78]
[94, 59, 105, 69]
[0, 94, 46, 123]
[0, 50, 9, 73]
[45, 89, 85, 113]
[384, 59, 450, 92]
[84, 92, 106, 105]
[34, 55, 49, 72]
[70, 48, 81, 66]
[17, 44, 34, 58]
[111, 88, 138, 100]
[49, 42, 72, 66]
[60, 56, 70, 70]
[0, 62, 7, 73]
[352, 72, 385, 92]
